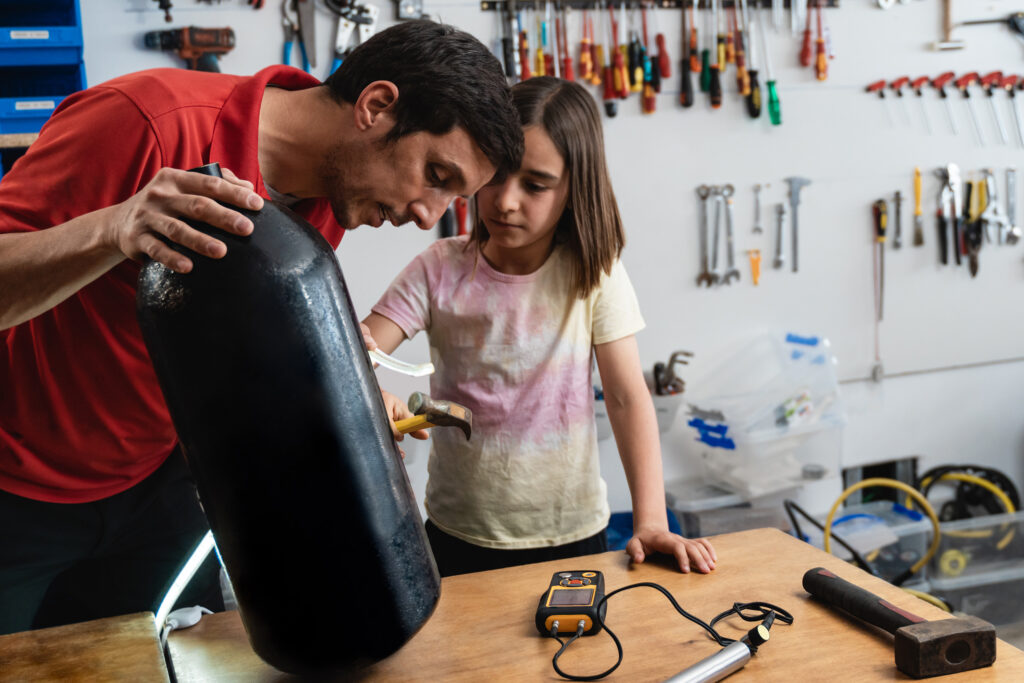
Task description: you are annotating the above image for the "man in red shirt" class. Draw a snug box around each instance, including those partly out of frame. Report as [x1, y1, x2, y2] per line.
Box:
[0, 20, 522, 634]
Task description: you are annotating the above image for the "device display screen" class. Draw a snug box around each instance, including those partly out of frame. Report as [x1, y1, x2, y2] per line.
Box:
[549, 588, 595, 607]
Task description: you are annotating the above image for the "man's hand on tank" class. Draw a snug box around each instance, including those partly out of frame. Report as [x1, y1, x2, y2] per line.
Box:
[105, 166, 264, 274]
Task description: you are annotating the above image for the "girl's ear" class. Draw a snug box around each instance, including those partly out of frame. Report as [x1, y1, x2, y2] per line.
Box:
[353, 81, 399, 131]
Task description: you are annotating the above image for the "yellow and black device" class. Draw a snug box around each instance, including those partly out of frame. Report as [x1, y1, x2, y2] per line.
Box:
[535, 570, 606, 636]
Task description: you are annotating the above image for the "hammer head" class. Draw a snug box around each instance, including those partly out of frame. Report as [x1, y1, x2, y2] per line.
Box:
[894, 615, 996, 678]
[407, 392, 473, 440]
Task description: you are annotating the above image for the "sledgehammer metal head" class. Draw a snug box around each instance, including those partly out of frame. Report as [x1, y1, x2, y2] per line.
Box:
[394, 392, 473, 440]
[803, 567, 996, 678]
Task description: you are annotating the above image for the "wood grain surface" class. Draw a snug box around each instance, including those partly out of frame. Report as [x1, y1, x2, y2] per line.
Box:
[0, 612, 168, 682]
[165, 528, 1024, 681]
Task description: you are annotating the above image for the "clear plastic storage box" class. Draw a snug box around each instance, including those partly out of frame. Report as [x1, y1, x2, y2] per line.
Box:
[681, 332, 846, 499]
[928, 511, 1024, 626]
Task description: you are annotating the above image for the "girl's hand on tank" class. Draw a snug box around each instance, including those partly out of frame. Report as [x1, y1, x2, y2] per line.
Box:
[360, 323, 378, 351]
[626, 529, 717, 574]
[104, 166, 264, 274]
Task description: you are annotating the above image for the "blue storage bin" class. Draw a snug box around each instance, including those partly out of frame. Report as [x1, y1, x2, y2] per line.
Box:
[0, 62, 85, 133]
[0, 0, 83, 66]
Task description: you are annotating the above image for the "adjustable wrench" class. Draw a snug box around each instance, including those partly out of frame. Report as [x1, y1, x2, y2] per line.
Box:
[696, 185, 717, 287]
[784, 177, 811, 272]
[773, 203, 786, 269]
[721, 184, 741, 284]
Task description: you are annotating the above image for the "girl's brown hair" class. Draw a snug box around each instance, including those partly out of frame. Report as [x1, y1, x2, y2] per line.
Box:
[470, 76, 625, 300]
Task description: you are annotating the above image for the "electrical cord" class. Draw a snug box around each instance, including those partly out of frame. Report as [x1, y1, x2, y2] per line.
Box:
[546, 582, 793, 681]
[783, 499, 878, 576]
[825, 478, 941, 586]
[901, 587, 953, 613]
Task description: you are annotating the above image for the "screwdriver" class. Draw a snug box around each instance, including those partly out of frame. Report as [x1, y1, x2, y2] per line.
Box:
[814, 2, 827, 81]
[745, 15, 762, 118]
[679, 0, 694, 108]
[517, 6, 531, 81]
[911, 76, 933, 134]
[954, 72, 984, 145]
[579, 9, 593, 83]
[501, 0, 516, 80]
[981, 70, 1009, 145]
[725, 7, 735, 65]
[871, 198, 887, 321]
[602, 4, 617, 117]
[709, 0, 723, 109]
[799, 1, 813, 67]
[689, 4, 700, 73]
[757, 7, 780, 125]
[700, 4, 711, 93]
[558, 8, 574, 81]
[1004, 74, 1024, 146]
[734, 4, 749, 96]
[889, 76, 911, 126]
[913, 166, 924, 247]
[932, 71, 957, 134]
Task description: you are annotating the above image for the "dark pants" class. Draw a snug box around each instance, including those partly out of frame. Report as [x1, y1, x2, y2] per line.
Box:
[0, 449, 223, 635]
[425, 519, 608, 577]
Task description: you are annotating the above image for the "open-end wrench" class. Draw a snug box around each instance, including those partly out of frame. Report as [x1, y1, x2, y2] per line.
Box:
[784, 177, 811, 273]
[980, 168, 1009, 244]
[752, 183, 764, 233]
[721, 184, 741, 284]
[1007, 168, 1020, 244]
[696, 185, 717, 287]
[773, 203, 786, 269]
[710, 186, 724, 280]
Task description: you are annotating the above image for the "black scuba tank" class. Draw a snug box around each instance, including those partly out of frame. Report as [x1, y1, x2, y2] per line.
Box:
[136, 163, 440, 674]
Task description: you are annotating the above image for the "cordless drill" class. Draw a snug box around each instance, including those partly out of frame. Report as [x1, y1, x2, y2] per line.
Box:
[143, 27, 235, 72]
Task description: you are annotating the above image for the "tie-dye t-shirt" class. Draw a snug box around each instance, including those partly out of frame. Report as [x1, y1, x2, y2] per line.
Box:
[372, 236, 645, 548]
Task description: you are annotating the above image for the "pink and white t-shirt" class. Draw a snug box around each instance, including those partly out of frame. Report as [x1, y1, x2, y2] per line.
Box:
[372, 236, 645, 548]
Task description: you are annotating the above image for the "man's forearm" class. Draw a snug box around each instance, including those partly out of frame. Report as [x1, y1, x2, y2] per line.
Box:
[0, 207, 123, 330]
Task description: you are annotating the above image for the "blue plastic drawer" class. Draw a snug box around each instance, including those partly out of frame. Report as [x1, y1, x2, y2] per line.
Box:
[0, 0, 82, 66]
[0, 62, 85, 134]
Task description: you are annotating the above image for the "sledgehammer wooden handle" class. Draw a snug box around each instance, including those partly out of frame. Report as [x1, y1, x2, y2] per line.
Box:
[803, 567, 924, 635]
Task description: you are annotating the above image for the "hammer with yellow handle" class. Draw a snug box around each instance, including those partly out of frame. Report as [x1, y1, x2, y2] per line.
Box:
[394, 392, 472, 440]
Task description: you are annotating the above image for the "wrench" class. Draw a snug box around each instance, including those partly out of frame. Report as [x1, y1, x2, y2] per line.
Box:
[892, 190, 903, 249]
[695, 185, 717, 287]
[784, 177, 811, 273]
[710, 186, 723, 280]
[721, 184, 741, 284]
[980, 168, 1009, 244]
[773, 203, 786, 269]
[752, 184, 764, 234]
[1008, 168, 1021, 245]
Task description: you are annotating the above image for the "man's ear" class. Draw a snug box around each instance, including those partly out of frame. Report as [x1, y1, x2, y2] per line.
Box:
[353, 81, 399, 131]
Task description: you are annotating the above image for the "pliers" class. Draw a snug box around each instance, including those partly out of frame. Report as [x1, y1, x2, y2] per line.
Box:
[281, 0, 311, 71]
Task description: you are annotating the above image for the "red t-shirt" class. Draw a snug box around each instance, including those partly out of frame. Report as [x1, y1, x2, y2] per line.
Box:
[0, 66, 344, 503]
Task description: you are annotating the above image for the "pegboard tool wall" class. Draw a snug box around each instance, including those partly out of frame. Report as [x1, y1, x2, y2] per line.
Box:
[78, 1, 1024, 507]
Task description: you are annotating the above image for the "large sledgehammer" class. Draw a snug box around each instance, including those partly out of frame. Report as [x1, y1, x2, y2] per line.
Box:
[803, 567, 995, 678]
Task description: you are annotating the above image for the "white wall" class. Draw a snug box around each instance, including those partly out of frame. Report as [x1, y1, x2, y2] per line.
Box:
[81, 0, 1024, 517]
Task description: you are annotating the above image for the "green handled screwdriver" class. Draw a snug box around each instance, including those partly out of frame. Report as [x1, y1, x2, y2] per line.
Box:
[757, 7, 780, 125]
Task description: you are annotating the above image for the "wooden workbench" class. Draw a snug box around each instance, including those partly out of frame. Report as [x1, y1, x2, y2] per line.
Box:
[166, 528, 1024, 681]
[0, 612, 169, 682]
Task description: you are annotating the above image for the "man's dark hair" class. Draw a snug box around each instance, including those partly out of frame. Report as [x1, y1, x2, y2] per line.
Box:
[324, 20, 523, 178]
